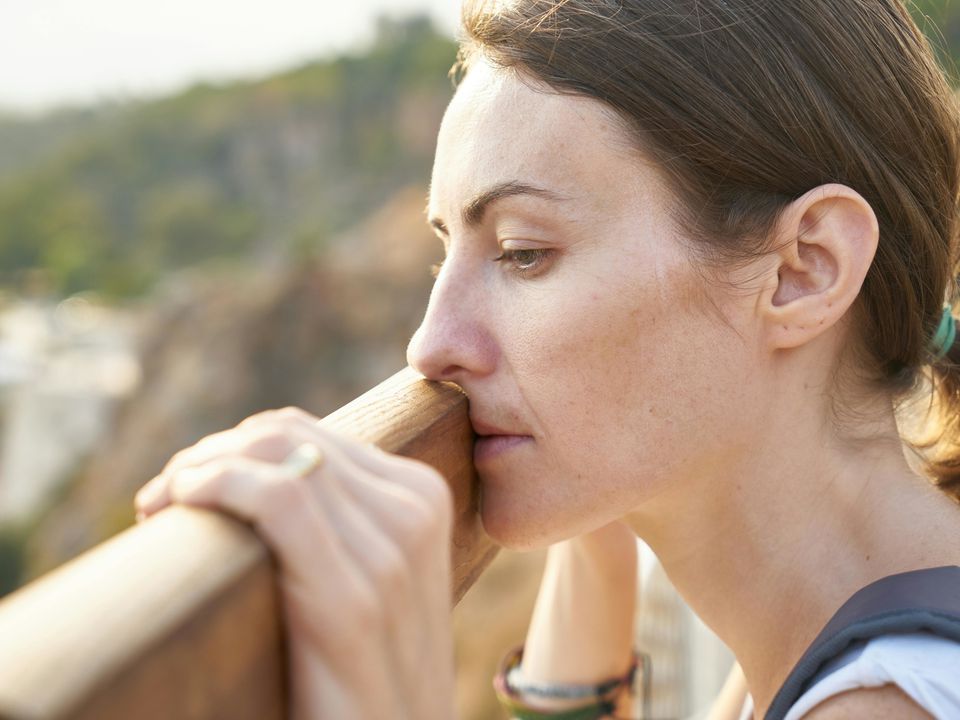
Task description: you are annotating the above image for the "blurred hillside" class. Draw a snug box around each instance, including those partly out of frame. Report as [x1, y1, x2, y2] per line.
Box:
[0, 15, 454, 298]
[0, 5, 959, 300]
[0, 107, 124, 184]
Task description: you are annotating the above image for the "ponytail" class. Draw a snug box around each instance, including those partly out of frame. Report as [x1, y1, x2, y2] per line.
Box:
[916, 303, 960, 502]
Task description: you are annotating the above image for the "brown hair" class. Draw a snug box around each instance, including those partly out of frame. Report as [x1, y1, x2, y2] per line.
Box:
[456, 0, 960, 498]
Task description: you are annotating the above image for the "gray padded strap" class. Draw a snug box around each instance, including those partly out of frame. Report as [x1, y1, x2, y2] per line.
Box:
[765, 565, 960, 720]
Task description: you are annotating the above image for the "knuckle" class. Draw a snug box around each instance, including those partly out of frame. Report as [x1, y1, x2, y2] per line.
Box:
[273, 406, 311, 422]
[170, 463, 219, 500]
[398, 497, 448, 552]
[370, 544, 412, 596]
[164, 445, 195, 473]
[270, 406, 315, 425]
[244, 425, 295, 459]
[239, 407, 317, 432]
[260, 475, 307, 516]
[395, 457, 451, 504]
[416, 465, 454, 513]
[162, 428, 230, 473]
[237, 408, 278, 428]
[345, 583, 385, 633]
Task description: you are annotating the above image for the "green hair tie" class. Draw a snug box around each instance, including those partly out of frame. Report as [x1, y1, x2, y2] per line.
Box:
[931, 305, 957, 361]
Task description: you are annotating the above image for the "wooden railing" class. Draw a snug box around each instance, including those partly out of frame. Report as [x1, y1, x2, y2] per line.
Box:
[0, 367, 499, 720]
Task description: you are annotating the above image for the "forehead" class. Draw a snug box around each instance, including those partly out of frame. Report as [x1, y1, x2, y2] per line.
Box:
[429, 58, 657, 218]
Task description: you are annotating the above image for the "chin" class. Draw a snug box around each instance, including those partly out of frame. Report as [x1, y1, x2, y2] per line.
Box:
[478, 488, 570, 551]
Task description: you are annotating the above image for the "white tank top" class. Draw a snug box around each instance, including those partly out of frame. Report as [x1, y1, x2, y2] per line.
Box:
[737, 632, 960, 719]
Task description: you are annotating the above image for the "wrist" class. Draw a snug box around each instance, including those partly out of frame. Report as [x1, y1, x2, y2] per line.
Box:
[493, 645, 641, 720]
[551, 523, 638, 580]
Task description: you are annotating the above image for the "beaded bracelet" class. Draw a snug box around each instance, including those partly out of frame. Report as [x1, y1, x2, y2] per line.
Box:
[492, 645, 646, 720]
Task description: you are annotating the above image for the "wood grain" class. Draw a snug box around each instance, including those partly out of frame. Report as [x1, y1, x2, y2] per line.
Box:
[0, 367, 498, 720]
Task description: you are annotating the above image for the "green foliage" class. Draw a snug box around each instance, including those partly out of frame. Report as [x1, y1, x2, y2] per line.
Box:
[0, 524, 26, 597]
[0, 15, 457, 299]
[3, 7, 959, 301]
[909, 0, 960, 78]
[0, 106, 125, 183]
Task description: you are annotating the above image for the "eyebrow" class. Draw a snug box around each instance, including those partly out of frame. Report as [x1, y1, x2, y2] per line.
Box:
[428, 181, 567, 235]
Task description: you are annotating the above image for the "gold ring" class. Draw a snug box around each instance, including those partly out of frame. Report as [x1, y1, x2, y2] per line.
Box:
[282, 443, 325, 478]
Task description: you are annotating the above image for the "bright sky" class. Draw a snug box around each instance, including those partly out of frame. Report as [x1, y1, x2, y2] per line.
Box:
[0, 0, 459, 113]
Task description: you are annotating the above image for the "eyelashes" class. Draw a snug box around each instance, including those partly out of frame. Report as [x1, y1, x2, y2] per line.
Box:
[493, 248, 551, 275]
[430, 248, 553, 279]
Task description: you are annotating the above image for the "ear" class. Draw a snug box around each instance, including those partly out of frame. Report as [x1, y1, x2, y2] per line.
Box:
[762, 184, 879, 351]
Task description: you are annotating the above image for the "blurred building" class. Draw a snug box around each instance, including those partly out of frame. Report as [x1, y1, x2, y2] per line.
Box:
[0, 297, 140, 525]
[634, 541, 735, 720]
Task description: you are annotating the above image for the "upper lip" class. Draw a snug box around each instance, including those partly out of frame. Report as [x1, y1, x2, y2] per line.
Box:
[470, 416, 528, 437]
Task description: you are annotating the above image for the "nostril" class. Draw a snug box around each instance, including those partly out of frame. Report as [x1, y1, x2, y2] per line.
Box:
[435, 364, 465, 383]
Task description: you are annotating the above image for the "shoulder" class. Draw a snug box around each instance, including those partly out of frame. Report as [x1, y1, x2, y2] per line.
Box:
[788, 632, 960, 720]
[798, 685, 932, 719]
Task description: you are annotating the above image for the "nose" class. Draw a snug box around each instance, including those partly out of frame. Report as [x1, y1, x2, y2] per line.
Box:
[406, 264, 496, 384]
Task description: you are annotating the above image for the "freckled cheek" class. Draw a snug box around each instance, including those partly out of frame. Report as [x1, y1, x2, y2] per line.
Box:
[510, 285, 672, 439]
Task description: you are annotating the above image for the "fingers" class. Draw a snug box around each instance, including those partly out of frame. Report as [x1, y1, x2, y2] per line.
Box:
[305, 436, 448, 543]
[233, 406, 451, 507]
[135, 407, 452, 525]
[165, 456, 344, 572]
[162, 451, 425, 697]
[163, 456, 386, 616]
[151, 439, 446, 620]
[141, 409, 318, 494]
[249, 407, 452, 504]
[134, 409, 322, 517]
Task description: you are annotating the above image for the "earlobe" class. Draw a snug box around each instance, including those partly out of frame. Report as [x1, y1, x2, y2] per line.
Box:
[764, 184, 879, 351]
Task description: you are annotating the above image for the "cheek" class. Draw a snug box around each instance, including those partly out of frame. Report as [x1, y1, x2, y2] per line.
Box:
[482, 282, 674, 548]
[509, 262, 732, 485]
[515, 270, 682, 430]
[482, 251, 754, 548]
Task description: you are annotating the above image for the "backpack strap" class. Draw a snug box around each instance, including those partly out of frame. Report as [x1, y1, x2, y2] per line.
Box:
[765, 565, 960, 720]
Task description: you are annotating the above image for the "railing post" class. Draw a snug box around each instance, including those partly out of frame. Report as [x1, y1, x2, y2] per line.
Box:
[0, 367, 498, 720]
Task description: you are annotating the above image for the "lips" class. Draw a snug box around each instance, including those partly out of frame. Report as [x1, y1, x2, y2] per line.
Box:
[470, 416, 533, 464]
[473, 434, 533, 464]
[470, 416, 523, 437]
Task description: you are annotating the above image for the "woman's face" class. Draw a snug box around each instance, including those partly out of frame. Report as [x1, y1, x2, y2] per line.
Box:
[407, 58, 763, 549]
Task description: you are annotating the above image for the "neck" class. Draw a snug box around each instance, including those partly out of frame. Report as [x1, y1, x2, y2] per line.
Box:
[625, 379, 960, 716]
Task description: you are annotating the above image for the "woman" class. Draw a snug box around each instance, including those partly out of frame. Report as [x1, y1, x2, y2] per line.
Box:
[135, 0, 960, 718]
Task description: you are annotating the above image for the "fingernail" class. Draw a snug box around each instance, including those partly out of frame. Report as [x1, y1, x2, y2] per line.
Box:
[135, 477, 164, 511]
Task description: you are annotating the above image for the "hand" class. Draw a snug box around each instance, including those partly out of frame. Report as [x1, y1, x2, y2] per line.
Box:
[520, 520, 639, 691]
[134, 407, 457, 720]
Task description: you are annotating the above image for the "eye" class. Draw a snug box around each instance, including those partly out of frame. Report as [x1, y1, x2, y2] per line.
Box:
[493, 248, 552, 276]
[429, 248, 554, 279]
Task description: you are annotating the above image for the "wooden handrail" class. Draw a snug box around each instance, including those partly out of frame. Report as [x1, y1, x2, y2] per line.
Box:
[0, 367, 499, 720]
